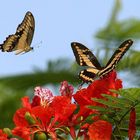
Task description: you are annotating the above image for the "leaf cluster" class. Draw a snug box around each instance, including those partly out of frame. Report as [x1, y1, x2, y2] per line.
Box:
[89, 88, 140, 139]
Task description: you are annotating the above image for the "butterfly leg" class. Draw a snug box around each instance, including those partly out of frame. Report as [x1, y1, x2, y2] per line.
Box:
[78, 81, 85, 90]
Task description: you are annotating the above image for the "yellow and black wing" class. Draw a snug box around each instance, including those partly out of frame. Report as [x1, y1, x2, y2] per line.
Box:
[79, 68, 100, 83]
[71, 39, 133, 83]
[71, 42, 102, 83]
[71, 42, 101, 68]
[98, 39, 133, 77]
[0, 11, 35, 55]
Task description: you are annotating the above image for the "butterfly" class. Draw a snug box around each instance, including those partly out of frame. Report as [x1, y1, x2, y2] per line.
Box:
[0, 11, 35, 55]
[71, 39, 133, 83]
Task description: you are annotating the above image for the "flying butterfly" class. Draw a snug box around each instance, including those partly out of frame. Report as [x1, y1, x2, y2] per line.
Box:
[0, 11, 35, 55]
[71, 39, 133, 83]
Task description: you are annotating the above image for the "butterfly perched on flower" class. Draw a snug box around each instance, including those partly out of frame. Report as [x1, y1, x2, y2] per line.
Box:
[71, 39, 133, 83]
[0, 11, 35, 55]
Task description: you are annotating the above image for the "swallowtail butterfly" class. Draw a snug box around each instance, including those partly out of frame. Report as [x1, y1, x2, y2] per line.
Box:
[71, 39, 133, 83]
[0, 11, 35, 55]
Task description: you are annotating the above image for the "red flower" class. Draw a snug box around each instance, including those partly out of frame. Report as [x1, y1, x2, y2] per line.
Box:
[88, 120, 112, 140]
[13, 107, 31, 127]
[72, 71, 122, 139]
[59, 81, 74, 100]
[12, 127, 31, 140]
[31, 95, 41, 107]
[11, 77, 122, 139]
[128, 107, 136, 140]
[33, 86, 54, 106]
[73, 71, 122, 119]
[13, 83, 76, 140]
[87, 70, 122, 99]
[21, 96, 31, 109]
[50, 96, 76, 123]
[72, 88, 93, 122]
[0, 129, 8, 140]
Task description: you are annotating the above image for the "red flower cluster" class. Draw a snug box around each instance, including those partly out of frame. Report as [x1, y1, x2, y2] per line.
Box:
[1, 71, 123, 140]
[12, 84, 76, 140]
[72, 70, 122, 139]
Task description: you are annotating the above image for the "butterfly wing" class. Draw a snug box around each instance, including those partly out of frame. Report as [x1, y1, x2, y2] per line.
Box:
[15, 11, 35, 54]
[71, 42, 102, 83]
[0, 11, 35, 54]
[0, 35, 19, 52]
[79, 68, 99, 83]
[71, 42, 101, 68]
[99, 39, 133, 77]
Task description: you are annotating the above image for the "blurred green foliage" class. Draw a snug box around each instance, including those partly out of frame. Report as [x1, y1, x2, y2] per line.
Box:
[95, 0, 140, 74]
[0, 0, 140, 130]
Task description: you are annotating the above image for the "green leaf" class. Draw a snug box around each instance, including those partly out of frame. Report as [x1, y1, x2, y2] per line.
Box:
[88, 88, 140, 139]
[118, 88, 140, 101]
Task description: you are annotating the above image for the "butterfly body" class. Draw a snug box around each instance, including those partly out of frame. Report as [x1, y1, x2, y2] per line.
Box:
[0, 11, 35, 55]
[71, 39, 133, 83]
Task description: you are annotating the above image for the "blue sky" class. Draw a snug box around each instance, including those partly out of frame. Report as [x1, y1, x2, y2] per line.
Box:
[0, 0, 140, 77]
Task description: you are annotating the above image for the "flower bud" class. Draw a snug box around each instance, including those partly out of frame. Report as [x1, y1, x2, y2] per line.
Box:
[25, 112, 36, 125]
[3, 128, 12, 138]
[34, 132, 48, 140]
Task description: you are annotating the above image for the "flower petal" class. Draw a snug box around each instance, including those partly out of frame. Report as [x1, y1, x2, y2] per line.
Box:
[88, 120, 112, 140]
[128, 107, 136, 140]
